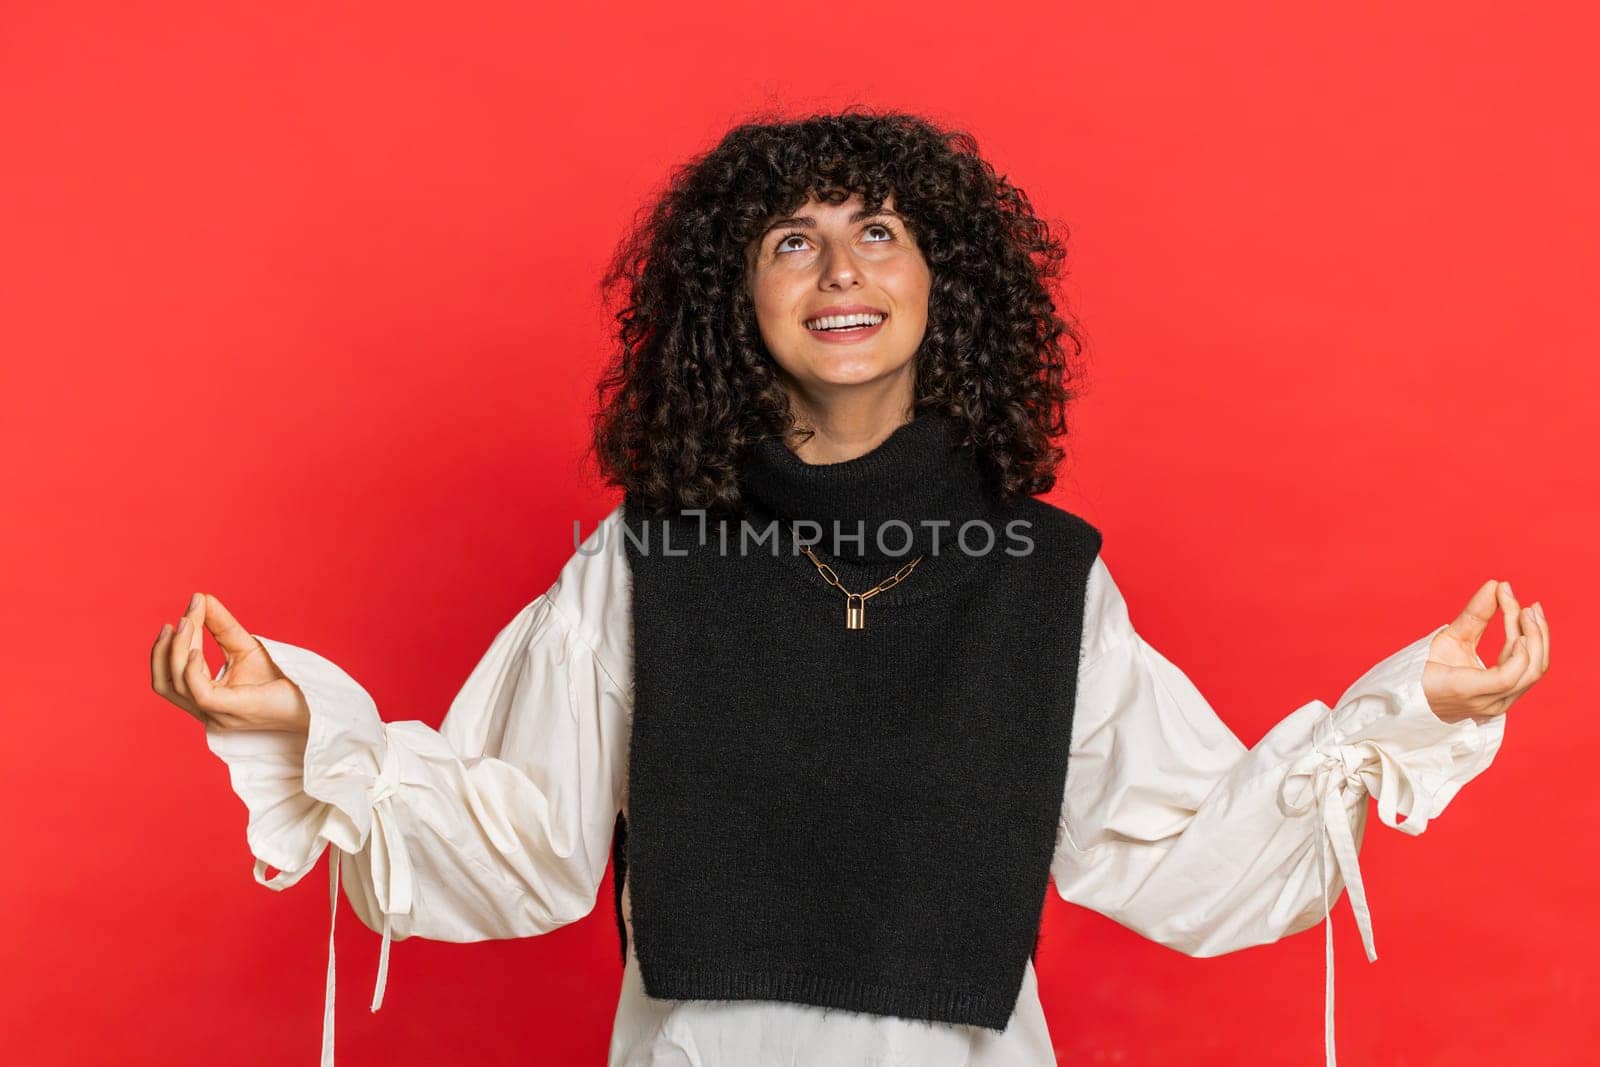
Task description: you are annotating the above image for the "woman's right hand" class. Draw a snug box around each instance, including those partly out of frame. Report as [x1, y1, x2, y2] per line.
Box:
[150, 592, 311, 734]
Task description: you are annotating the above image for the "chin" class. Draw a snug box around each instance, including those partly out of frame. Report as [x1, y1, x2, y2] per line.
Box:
[811, 362, 913, 389]
[802, 342, 914, 369]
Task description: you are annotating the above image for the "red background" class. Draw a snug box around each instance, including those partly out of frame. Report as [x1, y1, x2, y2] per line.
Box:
[2, 2, 1593, 1064]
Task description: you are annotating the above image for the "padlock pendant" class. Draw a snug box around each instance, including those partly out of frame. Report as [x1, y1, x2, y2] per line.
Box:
[846, 593, 866, 630]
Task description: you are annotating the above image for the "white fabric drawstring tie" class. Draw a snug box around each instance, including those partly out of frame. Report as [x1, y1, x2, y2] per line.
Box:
[315, 739, 415, 1066]
[1277, 719, 1379, 1067]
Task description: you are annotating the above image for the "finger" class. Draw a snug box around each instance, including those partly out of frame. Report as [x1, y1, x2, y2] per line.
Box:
[1445, 579, 1500, 650]
[167, 618, 192, 701]
[1495, 581, 1522, 666]
[151, 623, 175, 695]
[152, 624, 207, 725]
[182, 646, 242, 720]
[1483, 634, 1532, 696]
[203, 593, 258, 659]
[182, 647, 221, 723]
[1533, 602, 1550, 673]
[1511, 605, 1545, 691]
[1433, 656, 1514, 704]
[168, 592, 204, 700]
[154, 622, 193, 705]
[188, 648, 257, 724]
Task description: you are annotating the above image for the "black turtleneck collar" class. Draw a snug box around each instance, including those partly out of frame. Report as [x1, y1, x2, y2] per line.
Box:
[738, 406, 998, 566]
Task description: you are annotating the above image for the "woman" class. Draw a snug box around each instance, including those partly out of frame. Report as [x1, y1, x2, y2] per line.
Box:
[149, 110, 1547, 1067]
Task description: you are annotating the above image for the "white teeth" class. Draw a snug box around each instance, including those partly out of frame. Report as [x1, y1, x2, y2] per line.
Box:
[805, 312, 885, 331]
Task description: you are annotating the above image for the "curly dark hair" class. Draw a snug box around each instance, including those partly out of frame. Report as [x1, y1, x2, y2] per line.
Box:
[586, 106, 1092, 518]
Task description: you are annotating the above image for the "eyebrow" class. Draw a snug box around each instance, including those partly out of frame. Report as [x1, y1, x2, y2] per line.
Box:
[759, 207, 903, 240]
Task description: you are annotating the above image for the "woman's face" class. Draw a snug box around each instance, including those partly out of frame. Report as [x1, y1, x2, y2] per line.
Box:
[745, 191, 931, 399]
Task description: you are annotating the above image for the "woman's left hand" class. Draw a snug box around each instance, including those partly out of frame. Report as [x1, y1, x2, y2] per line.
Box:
[1423, 579, 1550, 725]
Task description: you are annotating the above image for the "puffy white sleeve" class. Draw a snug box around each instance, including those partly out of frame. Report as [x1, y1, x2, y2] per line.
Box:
[1051, 555, 1507, 1067]
[204, 504, 633, 1065]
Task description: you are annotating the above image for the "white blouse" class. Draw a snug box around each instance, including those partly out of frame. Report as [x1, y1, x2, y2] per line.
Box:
[205, 503, 1506, 1067]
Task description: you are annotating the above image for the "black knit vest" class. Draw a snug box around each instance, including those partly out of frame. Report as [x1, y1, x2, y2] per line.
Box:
[609, 407, 1102, 1031]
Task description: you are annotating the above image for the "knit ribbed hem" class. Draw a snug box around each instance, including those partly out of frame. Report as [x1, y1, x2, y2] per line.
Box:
[637, 962, 1016, 1032]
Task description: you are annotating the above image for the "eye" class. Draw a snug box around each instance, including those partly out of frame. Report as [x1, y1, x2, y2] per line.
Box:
[772, 222, 896, 256]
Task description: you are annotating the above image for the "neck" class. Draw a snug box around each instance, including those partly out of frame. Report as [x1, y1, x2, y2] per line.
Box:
[739, 405, 998, 567]
[779, 381, 918, 464]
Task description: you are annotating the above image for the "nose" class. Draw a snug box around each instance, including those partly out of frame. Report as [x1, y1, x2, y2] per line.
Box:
[817, 241, 863, 290]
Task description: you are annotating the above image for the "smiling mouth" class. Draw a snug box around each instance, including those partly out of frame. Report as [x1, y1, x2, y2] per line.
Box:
[803, 311, 888, 333]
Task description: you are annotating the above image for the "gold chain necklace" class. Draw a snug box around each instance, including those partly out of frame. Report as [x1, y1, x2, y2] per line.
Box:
[800, 545, 924, 630]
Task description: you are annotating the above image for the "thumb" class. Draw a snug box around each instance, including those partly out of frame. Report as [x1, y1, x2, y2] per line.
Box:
[1488, 635, 1530, 690]
[1445, 578, 1500, 648]
[183, 646, 254, 717]
[201, 593, 260, 658]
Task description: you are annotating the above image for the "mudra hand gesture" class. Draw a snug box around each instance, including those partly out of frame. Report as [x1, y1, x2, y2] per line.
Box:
[153, 582, 1547, 734]
[149, 592, 311, 733]
[1424, 580, 1550, 725]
